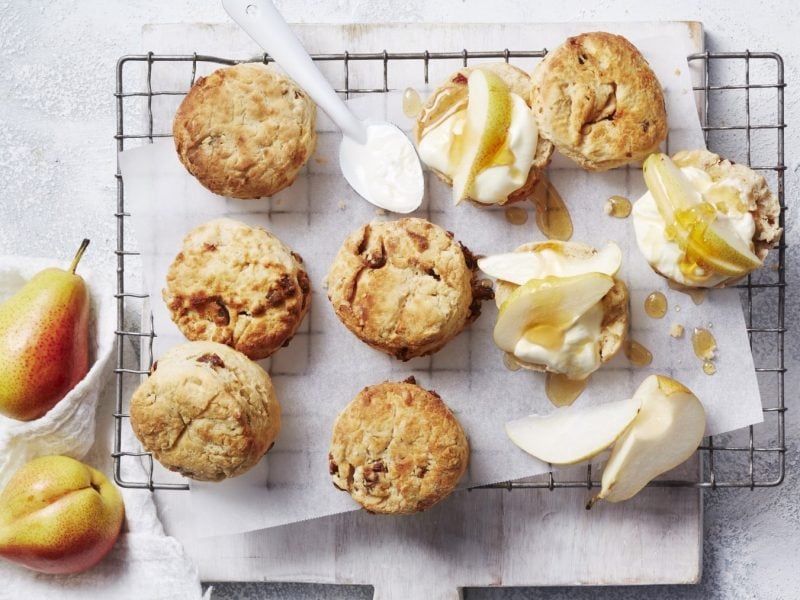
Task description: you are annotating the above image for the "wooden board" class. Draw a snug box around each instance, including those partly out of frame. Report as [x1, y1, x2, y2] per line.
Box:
[141, 22, 705, 597]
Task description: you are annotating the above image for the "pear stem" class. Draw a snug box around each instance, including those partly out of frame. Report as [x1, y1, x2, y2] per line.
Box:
[68, 239, 90, 274]
[585, 496, 599, 510]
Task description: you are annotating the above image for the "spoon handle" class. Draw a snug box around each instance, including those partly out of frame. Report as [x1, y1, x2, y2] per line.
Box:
[222, 0, 367, 144]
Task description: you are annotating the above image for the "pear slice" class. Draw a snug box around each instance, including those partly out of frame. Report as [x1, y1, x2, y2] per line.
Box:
[493, 273, 614, 353]
[643, 153, 761, 277]
[590, 375, 706, 506]
[505, 396, 641, 465]
[451, 69, 513, 204]
[478, 242, 622, 285]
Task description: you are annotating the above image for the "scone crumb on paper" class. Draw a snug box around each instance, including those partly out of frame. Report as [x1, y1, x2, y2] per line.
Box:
[337, 200, 347, 211]
[670, 323, 685, 338]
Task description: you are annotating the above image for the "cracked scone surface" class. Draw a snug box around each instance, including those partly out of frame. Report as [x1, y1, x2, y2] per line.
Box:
[163, 218, 311, 360]
[173, 63, 316, 199]
[325, 218, 490, 360]
[531, 32, 667, 171]
[130, 341, 281, 482]
[329, 378, 469, 514]
[494, 241, 629, 372]
[413, 62, 554, 205]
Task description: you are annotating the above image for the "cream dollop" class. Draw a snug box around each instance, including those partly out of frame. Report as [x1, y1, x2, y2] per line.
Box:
[417, 92, 537, 204]
[632, 166, 756, 287]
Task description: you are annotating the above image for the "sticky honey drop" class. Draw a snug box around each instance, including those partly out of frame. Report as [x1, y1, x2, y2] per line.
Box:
[504, 205, 529, 225]
[703, 361, 717, 375]
[402, 87, 423, 118]
[503, 352, 522, 371]
[604, 195, 632, 218]
[624, 339, 653, 367]
[692, 327, 717, 361]
[530, 175, 573, 241]
[545, 372, 588, 407]
[644, 291, 668, 319]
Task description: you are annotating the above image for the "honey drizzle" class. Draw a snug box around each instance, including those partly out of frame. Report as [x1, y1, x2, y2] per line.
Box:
[545, 372, 588, 407]
[644, 291, 668, 319]
[504, 206, 529, 225]
[502, 352, 522, 371]
[667, 278, 708, 305]
[604, 195, 632, 218]
[691, 327, 717, 361]
[624, 339, 653, 367]
[402, 87, 423, 118]
[530, 175, 573, 241]
[416, 86, 469, 139]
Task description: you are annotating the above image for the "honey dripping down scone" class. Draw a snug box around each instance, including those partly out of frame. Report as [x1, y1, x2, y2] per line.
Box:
[130, 341, 281, 482]
[163, 218, 311, 360]
[531, 32, 668, 171]
[633, 150, 782, 288]
[325, 218, 493, 360]
[173, 63, 316, 199]
[329, 377, 469, 514]
[413, 62, 554, 206]
[478, 240, 629, 384]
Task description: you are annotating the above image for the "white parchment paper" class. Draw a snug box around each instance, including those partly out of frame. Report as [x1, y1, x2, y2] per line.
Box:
[119, 34, 763, 538]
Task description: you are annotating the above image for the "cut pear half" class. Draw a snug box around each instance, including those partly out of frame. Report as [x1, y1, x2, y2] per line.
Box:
[643, 153, 761, 277]
[589, 375, 706, 506]
[505, 396, 642, 465]
[451, 69, 513, 204]
[478, 242, 622, 285]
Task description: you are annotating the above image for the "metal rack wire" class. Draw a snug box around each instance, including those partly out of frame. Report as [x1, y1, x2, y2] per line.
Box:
[114, 49, 786, 492]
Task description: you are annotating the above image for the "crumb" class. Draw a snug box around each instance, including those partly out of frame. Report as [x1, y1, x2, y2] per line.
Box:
[337, 201, 346, 211]
[375, 208, 387, 216]
[707, 322, 713, 329]
[675, 305, 681, 312]
[675, 68, 682, 76]
[670, 324, 685, 338]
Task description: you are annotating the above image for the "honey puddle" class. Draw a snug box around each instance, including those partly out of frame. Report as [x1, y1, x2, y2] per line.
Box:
[624, 339, 653, 367]
[503, 352, 522, 372]
[644, 291, 668, 319]
[545, 372, 588, 407]
[692, 327, 717, 360]
[504, 206, 529, 225]
[530, 175, 573, 241]
[667, 280, 707, 305]
[402, 87, 423, 118]
[604, 195, 632, 218]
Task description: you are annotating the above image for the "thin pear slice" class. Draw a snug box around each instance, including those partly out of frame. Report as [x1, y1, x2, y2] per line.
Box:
[643, 153, 761, 276]
[505, 396, 641, 465]
[493, 273, 614, 353]
[590, 375, 706, 506]
[452, 69, 512, 204]
[478, 242, 622, 285]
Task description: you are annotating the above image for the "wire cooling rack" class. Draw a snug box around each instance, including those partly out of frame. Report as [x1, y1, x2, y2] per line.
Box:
[114, 49, 787, 492]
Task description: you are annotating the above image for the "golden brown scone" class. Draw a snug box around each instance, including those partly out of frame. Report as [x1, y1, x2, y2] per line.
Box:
[493, 241, 629, 372]
[329, 377, 469, 514]
[413, 62, 554, 205]
[130, 341, 280, 482]
[173, 63, 316, 199]
[163, 218, 311, 360]
[531, 32, 667, 171]
[325, 218, 492, 360]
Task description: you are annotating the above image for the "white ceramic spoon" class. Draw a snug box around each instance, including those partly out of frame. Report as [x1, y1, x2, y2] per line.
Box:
[222, 0, 424, 213]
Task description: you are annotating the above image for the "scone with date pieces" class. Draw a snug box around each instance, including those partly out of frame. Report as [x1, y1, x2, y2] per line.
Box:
[325, 218, 492, 360]
[163, 218, 311, 360]
[173, 63, 316, 199]
[329, 377, 469, 514]
[130, 341, 281, 482]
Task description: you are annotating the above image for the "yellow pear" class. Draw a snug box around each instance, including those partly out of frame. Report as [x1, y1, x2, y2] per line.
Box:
[0, 240, 90, 421]
[0, 455, 125, 574]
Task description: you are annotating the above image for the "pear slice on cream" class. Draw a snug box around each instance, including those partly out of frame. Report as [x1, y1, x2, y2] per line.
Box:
[493, 273, 614, 354]
[452, 69, 513, 204]
[478, 241, 622, 285]
[505, 396, 641, 466]
[589, 375, 706, 506]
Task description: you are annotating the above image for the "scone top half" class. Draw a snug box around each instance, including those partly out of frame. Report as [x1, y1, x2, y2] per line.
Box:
[329, 377, 469, 514]
[414, 62, 554, 206]
[478, 240, 628, 380]
[130, 341, 281, 482]
[632, 149, 782, 288]
[173, 63, 316, 199]
[325, 218, 493, 360]
[531, 32, 668, 171]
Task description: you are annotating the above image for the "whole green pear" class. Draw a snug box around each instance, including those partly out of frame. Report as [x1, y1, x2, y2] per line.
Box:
[0, 240, 90, 421]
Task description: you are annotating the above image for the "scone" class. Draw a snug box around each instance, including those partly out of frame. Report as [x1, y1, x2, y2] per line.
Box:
[633, 150, 782, 288]
[329, 377, 469, 514]
[531, 32, 667, 171]
[414, 62, 554, 206]
[173, 63, 316, 199]
[130, 341, 280, 482]
[478, 240, 629, 379]
[163, 218, 311, 360]
[325, 218, 492, 360]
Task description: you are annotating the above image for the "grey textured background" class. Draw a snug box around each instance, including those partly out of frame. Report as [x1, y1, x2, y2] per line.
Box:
[0, 1, 796, 599]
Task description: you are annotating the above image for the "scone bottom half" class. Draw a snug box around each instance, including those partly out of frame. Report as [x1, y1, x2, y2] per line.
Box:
[130, 341, 281, 482]
[328, 376, 469, 514]
[325, 218, 493, 361]
[163, 218, 311, 361]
